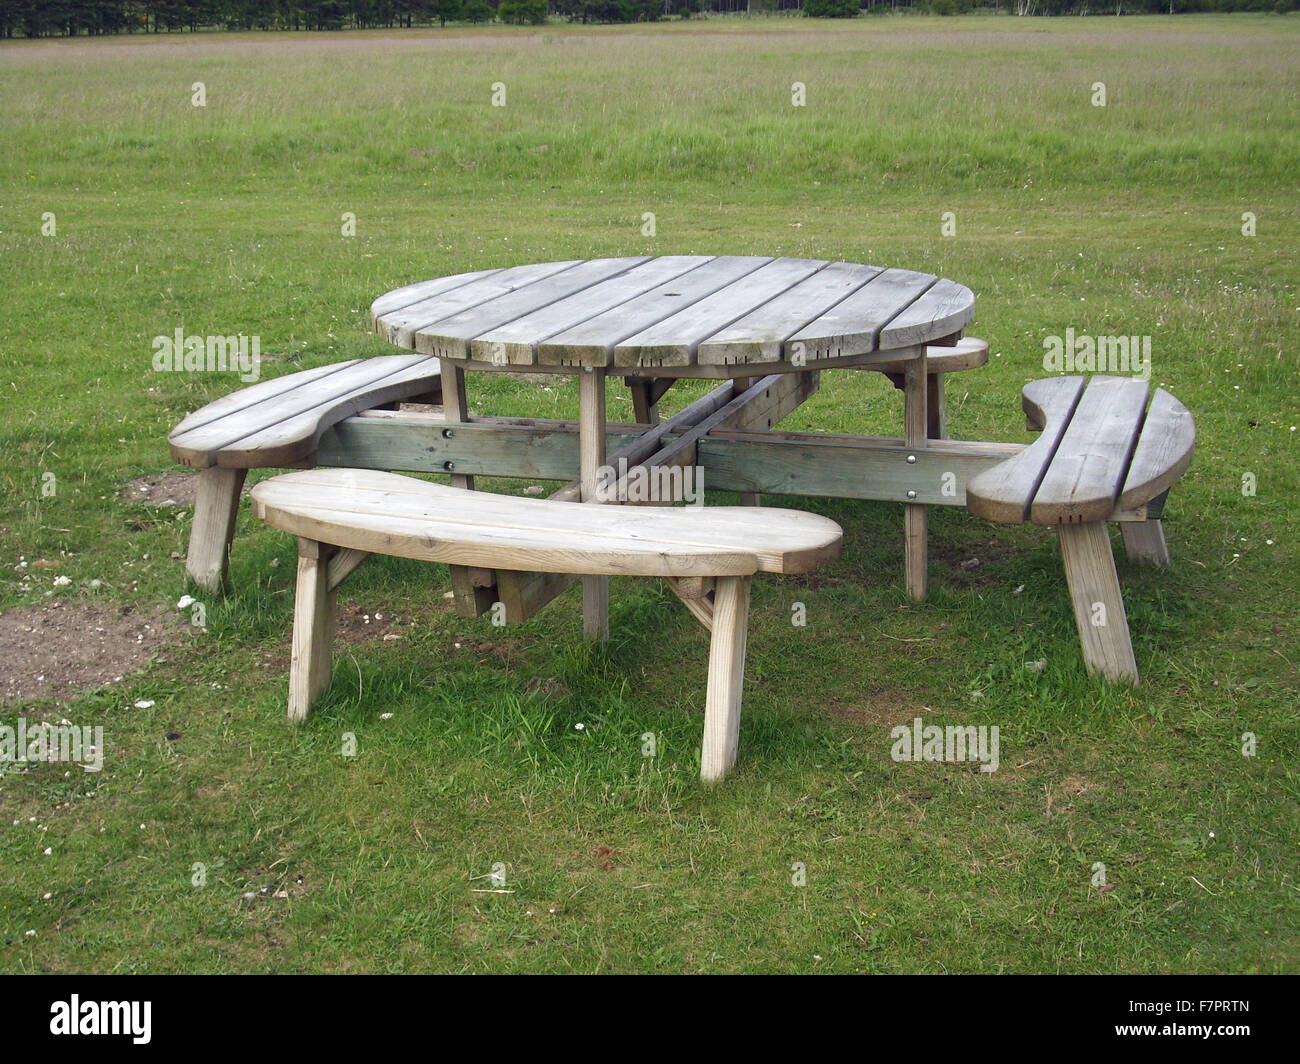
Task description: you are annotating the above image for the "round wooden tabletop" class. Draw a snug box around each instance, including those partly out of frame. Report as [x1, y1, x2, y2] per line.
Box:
[371, 256, 974, 380]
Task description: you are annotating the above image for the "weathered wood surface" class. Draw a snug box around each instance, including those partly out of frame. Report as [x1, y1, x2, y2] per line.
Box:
[877, 278, 976, 350]
[373, 262, 580, 348]
[613, 258, 829, 368]
[1058, 522, 1139, 684]
[252, 469, 843, 578]
[965, 376, 1087, 525]
[700, 575, 752, 784]
[695, 261, 882, 366]
[784, 268, 940, 362]
[413, 258, 651, 359]
[1031, 376, 1149, 526]
[872, 337, 989, 377]
[169, 355, 443, 469]
[372, 258, 976, 376]
[1117, 388, 1196, 512]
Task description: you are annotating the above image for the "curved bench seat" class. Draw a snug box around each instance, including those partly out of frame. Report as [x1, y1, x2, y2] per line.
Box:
[168, 355, 443, 592]
[251, 469, 843, 579]
[252, 468, 843, 782]
[964, 375, 1195, 685]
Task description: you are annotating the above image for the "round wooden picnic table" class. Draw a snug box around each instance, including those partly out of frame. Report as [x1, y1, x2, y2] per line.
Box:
[370, 256, 976, 635]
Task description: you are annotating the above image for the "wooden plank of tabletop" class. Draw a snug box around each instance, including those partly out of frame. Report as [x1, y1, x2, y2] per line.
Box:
[696, 261, 883, 366]
[369, 268, 503, 320]
[537, 256, 771, 368]
[785, 267, 937, 360]
[469, 256, 710, 367]
[373, 261, 581, 348]
[413, 258, 653, 359]
[876, 278, 976, 350]
[613, 257, 829, 369]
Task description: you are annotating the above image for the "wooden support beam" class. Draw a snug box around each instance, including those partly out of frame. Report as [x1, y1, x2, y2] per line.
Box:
[903, 353, 929, 601]
[700, 575, 752, 783]
[187, 466, 246, 593]
[290, 540, 336, 722]
[1058, 521, 1139, 684]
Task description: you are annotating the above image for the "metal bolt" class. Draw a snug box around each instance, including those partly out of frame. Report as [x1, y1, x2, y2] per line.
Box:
[906, 454, 917, 464]
[443, 461, 455, 472]
[906, 490, 918, 500]
[442, 428, 455, 438]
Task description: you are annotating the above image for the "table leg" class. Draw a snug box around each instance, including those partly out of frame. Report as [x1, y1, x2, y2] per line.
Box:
[580, 367, 609, 641]
[903, 352, 929, 601]
[441, 359, 496, 616]
[733, 376, 762, 507]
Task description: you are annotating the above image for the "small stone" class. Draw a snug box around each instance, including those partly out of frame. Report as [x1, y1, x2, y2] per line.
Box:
[176, 595, 195, 610]
[134, 700, 155, 709]
[523, 486, 544, 496]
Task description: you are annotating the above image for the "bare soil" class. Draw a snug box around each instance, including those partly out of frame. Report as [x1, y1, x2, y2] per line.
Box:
[0, 599, 186, 708]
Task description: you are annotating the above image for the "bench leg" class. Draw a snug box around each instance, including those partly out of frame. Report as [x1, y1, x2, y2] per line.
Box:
[289, 540, 336, 722]
[1119, 520, 1171, 569]
[187, 466, 246, 593]
[1058, 522, 1139, 685]
[700, 575, 752, 783]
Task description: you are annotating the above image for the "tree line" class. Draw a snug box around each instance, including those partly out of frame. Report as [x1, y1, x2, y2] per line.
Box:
[0, 0, 1291, 38]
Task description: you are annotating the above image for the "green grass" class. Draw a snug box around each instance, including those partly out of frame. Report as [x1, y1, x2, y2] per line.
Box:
[0, 14, 1297, 973]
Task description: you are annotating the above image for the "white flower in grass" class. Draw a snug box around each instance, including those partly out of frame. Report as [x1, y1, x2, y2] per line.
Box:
[380, 713, 394, 720]
[574, 723, 585, 731]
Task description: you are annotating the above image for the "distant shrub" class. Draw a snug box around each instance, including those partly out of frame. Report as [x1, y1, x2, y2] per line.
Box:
[499, 0, 550, 22]
[804, 0, 860, 15]
[461, 0, 495, 21]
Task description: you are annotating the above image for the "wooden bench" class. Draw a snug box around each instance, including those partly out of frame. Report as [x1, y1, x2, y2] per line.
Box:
[250, 468, 843, 782]
[966, 375, 1195, 685]
[168, 356, 444, 592]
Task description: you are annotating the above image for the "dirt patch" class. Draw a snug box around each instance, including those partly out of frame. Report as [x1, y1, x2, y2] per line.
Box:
[824, 689, 925, 729]
[120, 471, 208, 509]
[0, 600, 186, 707]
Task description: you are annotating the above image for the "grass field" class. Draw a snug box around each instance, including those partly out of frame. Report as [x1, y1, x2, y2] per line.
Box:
[0, 14, 1297, 974]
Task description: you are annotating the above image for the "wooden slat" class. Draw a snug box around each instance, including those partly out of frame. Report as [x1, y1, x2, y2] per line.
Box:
[695, 262, 882, 366]
[1031, 376, 1149, 526]
[537, 256, 769, 368]
[612, 258, 829, 369]
[169, 360, 361, 442]
[169, 355, 441, 469]
[871, 337, 989, 376]
[368, 268, 503, 319]
[1117, 388, 1195, 512]
[965, 376, 1087, 525]
[469, 256, 709, 366]
[251, 469, 843, 578]
[413, 258, 652, 359]
[373, 262, 580, 348]
[876, 278, 976, 350]
[785, 267, 936, 360]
